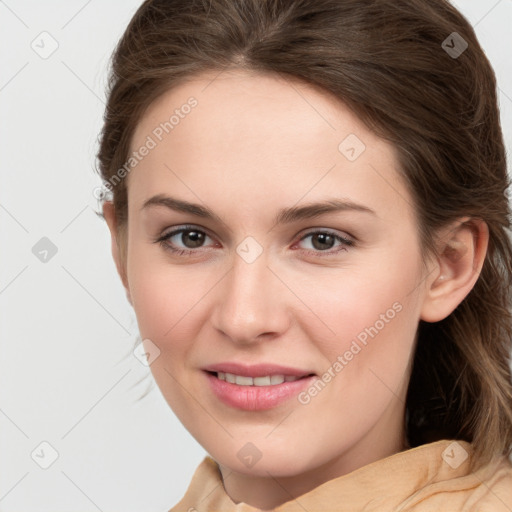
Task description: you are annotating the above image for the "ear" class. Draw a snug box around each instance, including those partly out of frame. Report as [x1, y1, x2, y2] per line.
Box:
[102, 201, 132, 306]
[420, 217, 489, 323]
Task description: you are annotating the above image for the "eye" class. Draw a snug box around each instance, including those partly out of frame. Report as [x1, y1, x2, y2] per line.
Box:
[154, 225, 216, 256]
[294, 229, 354, 256]
[154, 225, 354, 258]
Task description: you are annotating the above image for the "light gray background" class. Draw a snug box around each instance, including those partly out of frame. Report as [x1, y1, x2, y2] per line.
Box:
[0, 1, 511, 511]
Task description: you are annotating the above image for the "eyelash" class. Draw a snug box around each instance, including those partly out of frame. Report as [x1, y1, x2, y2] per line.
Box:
[154, 224, 354, 258]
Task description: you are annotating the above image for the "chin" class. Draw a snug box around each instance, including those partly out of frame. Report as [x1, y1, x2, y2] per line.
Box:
[205, 439, 320, 478]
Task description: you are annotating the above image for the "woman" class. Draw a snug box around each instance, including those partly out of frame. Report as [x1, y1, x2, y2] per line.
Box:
[96, 0, 512, 509]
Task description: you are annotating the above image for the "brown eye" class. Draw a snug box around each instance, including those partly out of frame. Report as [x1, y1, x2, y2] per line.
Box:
[155, 226, 215, 255]
[176, 229, 206, 248]
[310, 233, 336, 250]
[297, 230, 354, 255]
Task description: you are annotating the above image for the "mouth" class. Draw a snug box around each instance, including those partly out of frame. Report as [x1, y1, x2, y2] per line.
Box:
[206, 370, 315, 386]
[203, 368, 317, 410]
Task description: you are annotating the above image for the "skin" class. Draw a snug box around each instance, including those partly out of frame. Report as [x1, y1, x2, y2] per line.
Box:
[103, 68, 488, 510]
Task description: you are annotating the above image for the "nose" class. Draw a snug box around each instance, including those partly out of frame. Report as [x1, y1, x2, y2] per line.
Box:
[210, 250, 291, 345]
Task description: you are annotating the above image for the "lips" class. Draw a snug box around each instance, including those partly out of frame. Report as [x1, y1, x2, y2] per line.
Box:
[202, 362, 315, 378]
[202, 362, 317, 410]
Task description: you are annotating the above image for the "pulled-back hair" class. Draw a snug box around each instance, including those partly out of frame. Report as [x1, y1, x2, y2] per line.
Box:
[96, 0, 512, 469]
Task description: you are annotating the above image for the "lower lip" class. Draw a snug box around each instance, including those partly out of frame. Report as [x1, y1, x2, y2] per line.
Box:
[204, 371, 316, 411]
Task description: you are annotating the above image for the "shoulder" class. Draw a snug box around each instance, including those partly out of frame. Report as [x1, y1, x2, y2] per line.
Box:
[408, 453, 512, 511]
[467, 456, 512, 511]
[390, 442, 512, 511]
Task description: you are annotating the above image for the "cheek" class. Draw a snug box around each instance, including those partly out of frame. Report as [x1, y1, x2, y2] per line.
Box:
[300, 251, 422, 399]
[131, 281, 200, 346]
[127, 258, 206, 408]
[303, 252, 421, 349]
[126, 244, 202, 344]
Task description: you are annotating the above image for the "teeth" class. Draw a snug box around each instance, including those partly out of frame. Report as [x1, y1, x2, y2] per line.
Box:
[270, 375, 285, 385]
[235, 375, 253, 386]
[216, 372, 301, 386]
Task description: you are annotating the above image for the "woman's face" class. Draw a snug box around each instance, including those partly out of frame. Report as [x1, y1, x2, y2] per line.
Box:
[116, 68, 433, 479]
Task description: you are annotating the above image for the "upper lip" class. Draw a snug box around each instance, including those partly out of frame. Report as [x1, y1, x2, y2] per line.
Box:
[203, 362, 315, 378]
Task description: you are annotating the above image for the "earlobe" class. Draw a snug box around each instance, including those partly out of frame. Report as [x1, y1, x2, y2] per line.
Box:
[102, 201, 132, 306]
[420, 217, 489, 323]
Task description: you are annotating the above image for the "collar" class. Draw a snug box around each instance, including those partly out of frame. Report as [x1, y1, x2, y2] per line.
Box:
[170, 440, 501, 511]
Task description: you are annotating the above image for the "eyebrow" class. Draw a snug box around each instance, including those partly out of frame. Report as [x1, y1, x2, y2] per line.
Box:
[141, 194, 376, 225]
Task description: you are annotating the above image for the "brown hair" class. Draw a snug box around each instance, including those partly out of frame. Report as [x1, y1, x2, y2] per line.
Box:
[96, 0, 512, 468]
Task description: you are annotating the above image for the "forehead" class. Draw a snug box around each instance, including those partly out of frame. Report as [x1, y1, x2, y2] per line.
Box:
[132, 68, 380, 156]
[127, 68, 412, 223]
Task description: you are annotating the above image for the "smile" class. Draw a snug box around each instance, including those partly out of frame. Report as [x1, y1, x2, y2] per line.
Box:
[215, 372, 302, 386]
[204, 370, 317, 410]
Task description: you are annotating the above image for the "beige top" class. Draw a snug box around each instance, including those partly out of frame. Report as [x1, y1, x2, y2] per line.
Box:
[169, 440, 512, 511]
